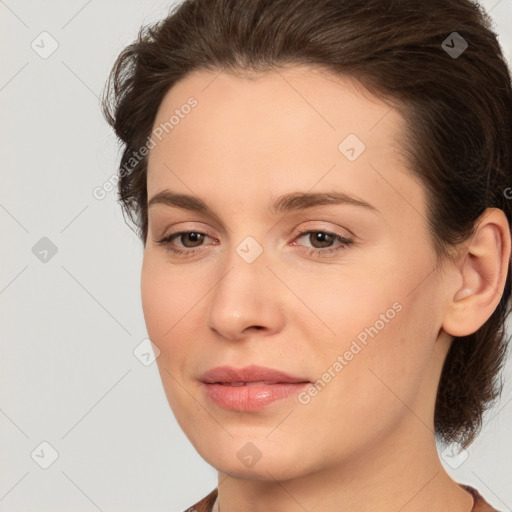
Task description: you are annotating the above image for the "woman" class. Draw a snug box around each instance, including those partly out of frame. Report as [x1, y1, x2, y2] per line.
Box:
[102, 0, 512, 510]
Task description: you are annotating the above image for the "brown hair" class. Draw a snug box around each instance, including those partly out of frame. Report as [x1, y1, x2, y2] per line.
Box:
[102, 0, 512, 449]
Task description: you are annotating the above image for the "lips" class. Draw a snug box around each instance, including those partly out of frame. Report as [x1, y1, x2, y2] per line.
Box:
[199, 365, 311, 411]
[198, 364, 310, 385]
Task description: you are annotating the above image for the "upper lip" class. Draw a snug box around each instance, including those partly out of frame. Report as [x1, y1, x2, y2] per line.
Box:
[199, 364, 310, 384]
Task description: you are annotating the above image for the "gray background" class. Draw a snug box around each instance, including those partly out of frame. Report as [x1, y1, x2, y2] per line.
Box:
[1, 1, 511, 511]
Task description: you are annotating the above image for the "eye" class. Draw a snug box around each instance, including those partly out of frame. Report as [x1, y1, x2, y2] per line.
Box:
[155, 228, 354, 258]
[156, 230, 215, 256]
[292, 229, 354, 257]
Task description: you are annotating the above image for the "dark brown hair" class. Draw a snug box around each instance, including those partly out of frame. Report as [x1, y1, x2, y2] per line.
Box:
[102, 0, 512, 449]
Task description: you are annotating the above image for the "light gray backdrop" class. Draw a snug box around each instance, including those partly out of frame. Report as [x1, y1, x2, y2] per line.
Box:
[1, 1, 511, 511]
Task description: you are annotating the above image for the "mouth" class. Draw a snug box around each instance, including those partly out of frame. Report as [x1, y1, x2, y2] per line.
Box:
[199, 365, 311, 411]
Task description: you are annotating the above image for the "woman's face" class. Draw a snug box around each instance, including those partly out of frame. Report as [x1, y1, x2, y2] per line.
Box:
[142, 66, 454, 480]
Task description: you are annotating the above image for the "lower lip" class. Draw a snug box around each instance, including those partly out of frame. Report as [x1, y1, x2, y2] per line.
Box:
[202, 382, 310, 411]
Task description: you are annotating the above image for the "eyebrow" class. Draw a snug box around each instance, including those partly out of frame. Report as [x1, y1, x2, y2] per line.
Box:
[147, 190, 378, 217]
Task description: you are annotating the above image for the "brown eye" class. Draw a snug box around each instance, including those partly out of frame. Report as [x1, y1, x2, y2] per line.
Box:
[293, 229, 354, 258]
[308, 232, 336, 249]
[179, 232, 205, 248]
[156, 230, 213, 255]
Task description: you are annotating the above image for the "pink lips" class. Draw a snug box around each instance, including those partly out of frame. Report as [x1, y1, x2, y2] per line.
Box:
[199, 365, 311, 412]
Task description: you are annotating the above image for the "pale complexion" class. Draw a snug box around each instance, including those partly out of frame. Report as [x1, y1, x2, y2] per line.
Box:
[141, 66, 510, 512]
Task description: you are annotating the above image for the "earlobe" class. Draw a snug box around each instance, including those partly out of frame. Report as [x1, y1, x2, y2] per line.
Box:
[442, 208, 511, 338]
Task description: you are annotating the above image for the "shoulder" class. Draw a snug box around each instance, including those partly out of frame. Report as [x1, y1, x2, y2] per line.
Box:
[460, 484, 503, 512]
[183, 488, 218, 512]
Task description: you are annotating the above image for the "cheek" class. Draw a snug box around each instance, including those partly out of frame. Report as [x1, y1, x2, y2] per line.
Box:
[140, 252, 219, 386]
[292, 248, 440, 401]
[140, 258, 168, 340]
[324, 277, 439, 419]
[141, 254, 191, 380]
[276, 256, 404, 348]
[140, 254, 203, 413]
[140, 253, 200, 339]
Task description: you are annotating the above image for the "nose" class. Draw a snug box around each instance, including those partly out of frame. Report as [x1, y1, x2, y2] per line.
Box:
[206, 250, 286, 341]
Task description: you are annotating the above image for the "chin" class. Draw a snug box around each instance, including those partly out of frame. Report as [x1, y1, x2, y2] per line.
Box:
[193, 436, 312, 482]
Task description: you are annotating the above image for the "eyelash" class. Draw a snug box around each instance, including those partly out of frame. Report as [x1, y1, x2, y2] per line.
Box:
[156, 228, 354, 258]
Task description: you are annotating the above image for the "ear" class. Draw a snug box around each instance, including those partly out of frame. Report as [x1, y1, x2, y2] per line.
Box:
[442, 208, 511, 338]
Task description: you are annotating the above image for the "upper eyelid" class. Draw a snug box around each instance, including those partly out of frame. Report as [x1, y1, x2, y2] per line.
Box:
[159, 227, 352, 246]
[155, 218, 353, 235]
[158, 223, 348, 237]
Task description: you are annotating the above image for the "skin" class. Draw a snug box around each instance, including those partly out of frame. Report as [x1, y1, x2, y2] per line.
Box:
[141, 65, 511, 512]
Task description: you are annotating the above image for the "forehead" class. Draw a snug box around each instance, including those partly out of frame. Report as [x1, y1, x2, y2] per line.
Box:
[146, 65, 425, 220]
